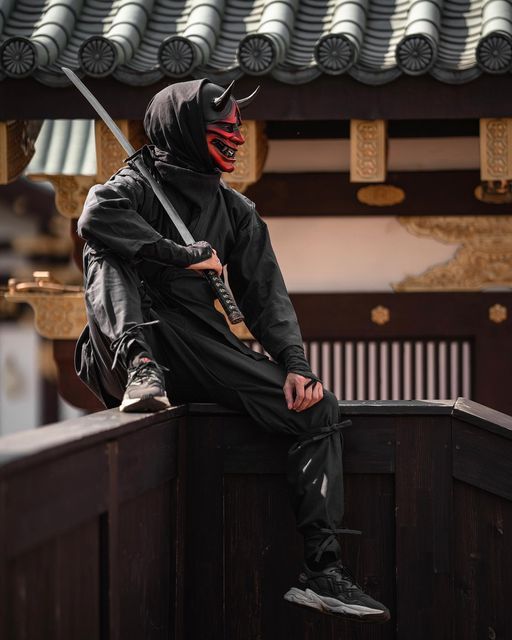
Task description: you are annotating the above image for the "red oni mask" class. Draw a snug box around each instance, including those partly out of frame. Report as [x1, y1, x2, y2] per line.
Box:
[206, 102, 245, 173]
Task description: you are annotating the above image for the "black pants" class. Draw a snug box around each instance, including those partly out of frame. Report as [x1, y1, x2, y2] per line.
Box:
[76, 250, 348, 559]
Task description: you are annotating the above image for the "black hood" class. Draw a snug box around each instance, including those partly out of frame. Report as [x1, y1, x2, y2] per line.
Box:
[136, 79, 221, 219]
[143, 78, 215, 174]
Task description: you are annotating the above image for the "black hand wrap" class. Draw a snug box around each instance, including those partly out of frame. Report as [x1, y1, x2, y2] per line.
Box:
[278, 344, 321, 384]
[138, 238, 212, 267]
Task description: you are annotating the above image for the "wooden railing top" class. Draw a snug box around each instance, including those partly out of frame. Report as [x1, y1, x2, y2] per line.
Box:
[0, 405, 186, 473]
[454, 397, 512, 440]
[2, 398, 512, 476]
[187, 400, 456, 416]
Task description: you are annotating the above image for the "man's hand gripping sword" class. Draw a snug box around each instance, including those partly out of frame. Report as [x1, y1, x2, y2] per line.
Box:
[61, 67, 244, 325]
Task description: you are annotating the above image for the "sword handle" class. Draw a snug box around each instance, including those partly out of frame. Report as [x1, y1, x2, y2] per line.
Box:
[204, 271, 245, 324]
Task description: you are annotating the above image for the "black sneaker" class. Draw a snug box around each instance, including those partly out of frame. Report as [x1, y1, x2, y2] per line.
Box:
[119, 356, 171, 413]
[284, 561, 390, 623]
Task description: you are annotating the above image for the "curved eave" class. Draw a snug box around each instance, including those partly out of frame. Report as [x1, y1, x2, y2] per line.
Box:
[0, 0, 511, 87]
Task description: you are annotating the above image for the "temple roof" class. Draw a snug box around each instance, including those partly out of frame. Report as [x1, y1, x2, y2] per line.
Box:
[0, 0, 511, 87]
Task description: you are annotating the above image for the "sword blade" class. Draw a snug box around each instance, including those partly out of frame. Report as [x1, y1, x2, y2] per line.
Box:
[62, 67, 245, 324]
[61, 67, 135, 158]
[61, 66, 195, 245]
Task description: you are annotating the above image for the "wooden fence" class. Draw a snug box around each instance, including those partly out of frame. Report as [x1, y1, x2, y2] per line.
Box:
[1, 399, 511, 639]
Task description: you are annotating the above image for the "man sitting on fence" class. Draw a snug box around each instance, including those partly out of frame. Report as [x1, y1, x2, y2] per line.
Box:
[75, 79, 390, 623]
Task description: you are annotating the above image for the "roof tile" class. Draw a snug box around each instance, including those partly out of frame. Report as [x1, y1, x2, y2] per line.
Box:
[1, 0, 512, 85]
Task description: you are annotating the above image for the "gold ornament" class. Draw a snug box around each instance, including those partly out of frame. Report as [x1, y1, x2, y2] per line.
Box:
[6, 273, 86, 340]
[371, 305, 390, 325]
[395, 216, 512, 291]
[489, 304, 507, 324]
[357, 184, 405, 207]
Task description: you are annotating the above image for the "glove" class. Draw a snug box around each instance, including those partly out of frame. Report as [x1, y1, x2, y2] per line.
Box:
[278, 344, 321, 383]
[138, 238, 212, 267]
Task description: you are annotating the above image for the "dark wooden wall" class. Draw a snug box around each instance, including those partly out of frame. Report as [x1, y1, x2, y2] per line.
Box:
[2, 399, 511, 640]
[0, 408, 186, 640]
[291, 292, 512, 415]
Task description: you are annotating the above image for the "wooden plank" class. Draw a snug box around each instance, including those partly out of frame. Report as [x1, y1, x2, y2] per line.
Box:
[173, 418, 188, 640]
[343, 416, 395, 474]
[0, 407, 185, 473]
[5, 446, 108, 556]
[291, 293, 512, 339]
[6, 520, 101, 640]
[339, 473, 396, 640]
[2, 74, 512, 120]
[454, 480, 512, 640]
[395, 415, 452, 640]
[7, 539, 58, 640]
[118, 486, 173, 640]
[454, 398, 512, 440]
[54, 520, 100, 640]
[223, 474, 305, 640]
[222, 415, 395, 475]
[473, 330, 512, 416]
[246, 171, 512, 217]
[117, 420, 178, 502]
[183, 416, 225, 640]
[224, 473, 395, 640]
[453, 420, 512, 501]
[108, 442, 120, 640]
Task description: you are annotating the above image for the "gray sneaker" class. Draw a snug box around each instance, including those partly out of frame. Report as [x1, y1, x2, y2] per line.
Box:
[119, 356, 171, 413]
[284, 561, 390, 623]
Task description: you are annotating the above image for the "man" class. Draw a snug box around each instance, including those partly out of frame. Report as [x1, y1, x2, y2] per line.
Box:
[75, 79, 390, 622]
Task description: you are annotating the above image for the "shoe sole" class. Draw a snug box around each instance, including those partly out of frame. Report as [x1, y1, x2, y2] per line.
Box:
[119, 395, 171, 413]
[283, 588, 390, 623]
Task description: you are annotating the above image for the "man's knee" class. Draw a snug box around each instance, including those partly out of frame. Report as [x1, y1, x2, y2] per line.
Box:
[316, 388, 340, 424]
[296, 388, 339, 432]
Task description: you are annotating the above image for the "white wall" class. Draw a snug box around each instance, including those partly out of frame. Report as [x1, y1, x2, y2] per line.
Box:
[265, 137, 480, 173]
[266, 216, 458, 292]
[0, 323, 40, 435]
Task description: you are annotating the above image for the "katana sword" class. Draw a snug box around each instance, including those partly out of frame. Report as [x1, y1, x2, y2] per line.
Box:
[61, 66, 244, 324]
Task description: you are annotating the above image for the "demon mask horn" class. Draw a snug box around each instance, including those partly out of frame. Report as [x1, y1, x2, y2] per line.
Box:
[211, 81, 260, 113]
[204, 81, 260, 122]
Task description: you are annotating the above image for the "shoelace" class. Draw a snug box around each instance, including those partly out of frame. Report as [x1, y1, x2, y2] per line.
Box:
[314, 527, 362, 562]
[328, 562, 363, 591]
[127, 361, 162, 387]
[291, 419, 352, 454]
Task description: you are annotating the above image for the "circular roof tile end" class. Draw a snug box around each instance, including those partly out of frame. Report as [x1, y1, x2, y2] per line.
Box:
[158, 36, 197, 78]
[315, 34, 357, 75]
[477, 32, 512, 74]
[79, 37, 118, 78]
[396, 34, 436, 75]
[237, 34, 277, 76]
[0, 37, 37, 78]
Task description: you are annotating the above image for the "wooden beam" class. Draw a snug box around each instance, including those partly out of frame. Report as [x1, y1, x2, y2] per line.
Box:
[2, 75, 512, 121]
[244, 170, 512, 216]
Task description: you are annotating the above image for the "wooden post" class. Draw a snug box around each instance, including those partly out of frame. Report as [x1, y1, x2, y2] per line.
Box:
[350, 119, 387, 183]
[480, 118, 512, 182]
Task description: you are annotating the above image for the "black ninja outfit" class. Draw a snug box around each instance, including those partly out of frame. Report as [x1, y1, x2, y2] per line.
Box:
[75, 79, 367, 590]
